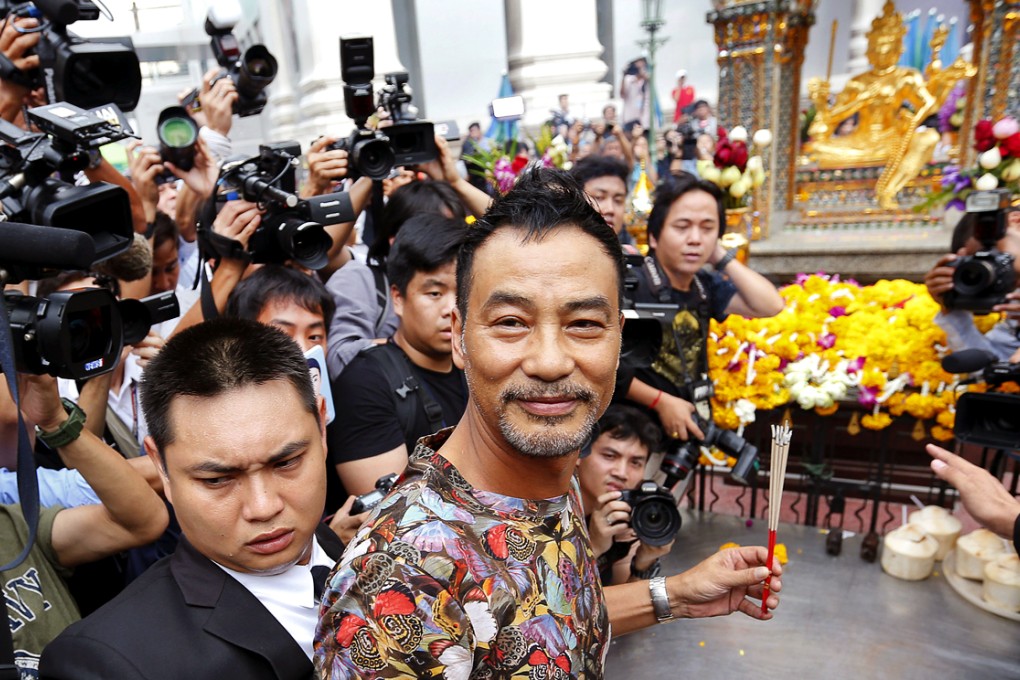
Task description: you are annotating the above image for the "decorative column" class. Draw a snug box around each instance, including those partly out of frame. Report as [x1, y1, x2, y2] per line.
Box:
[708, 0, 815, 225]
[289, 2, 406, 145]
[259, 0, 300, 142]
[846, 0, 885, 74]
[960, 0, 1020, 168]
[504, 0, 611, 128]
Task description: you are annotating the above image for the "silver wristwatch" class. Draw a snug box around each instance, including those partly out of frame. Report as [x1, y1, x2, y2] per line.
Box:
[648, 576, 674, 623]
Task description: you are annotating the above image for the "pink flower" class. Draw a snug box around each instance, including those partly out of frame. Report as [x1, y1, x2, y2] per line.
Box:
[817, 332, 836, 349]
[828, 306, 848, 318]
[993, 117, 1020, 139]
[857, 385, 879, 407]
[847, 357, 866, 374]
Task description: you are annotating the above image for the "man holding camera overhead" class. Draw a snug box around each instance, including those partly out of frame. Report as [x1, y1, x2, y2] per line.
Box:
[618, 175, 783, 454]
[924, 191, 1020, 364]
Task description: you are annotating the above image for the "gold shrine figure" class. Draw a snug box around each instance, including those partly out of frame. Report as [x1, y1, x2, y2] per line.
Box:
[806, 0, 976, 209]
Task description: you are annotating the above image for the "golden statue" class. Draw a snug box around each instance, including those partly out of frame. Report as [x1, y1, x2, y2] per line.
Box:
[806, 1, 976, 209]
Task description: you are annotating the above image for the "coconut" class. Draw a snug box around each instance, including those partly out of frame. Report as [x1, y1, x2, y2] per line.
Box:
[955, 529, 1011, 580]
[881, 524, 938, 581]
[982, 554, 1020, 612]
[908, 506, 962, 561]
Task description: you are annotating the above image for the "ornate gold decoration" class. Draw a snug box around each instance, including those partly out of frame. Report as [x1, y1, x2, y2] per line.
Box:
[805, 1, 976, 209]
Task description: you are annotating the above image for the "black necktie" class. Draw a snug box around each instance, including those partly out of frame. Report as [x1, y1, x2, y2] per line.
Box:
[312, 565, 330, 602]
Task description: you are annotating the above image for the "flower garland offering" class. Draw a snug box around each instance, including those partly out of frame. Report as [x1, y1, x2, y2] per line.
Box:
[708, 273, 1005, 441]
[918, 115, 1020, 212]
[695, 126, 772, 210]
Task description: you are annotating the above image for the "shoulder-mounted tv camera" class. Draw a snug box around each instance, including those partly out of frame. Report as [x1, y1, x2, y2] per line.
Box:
[327, 36, 436, 180]
[941, 349, 1020, 450]
[0, 0, 141, 111]
[205, 141, 354, 270]
[944, 189, 1017, 314]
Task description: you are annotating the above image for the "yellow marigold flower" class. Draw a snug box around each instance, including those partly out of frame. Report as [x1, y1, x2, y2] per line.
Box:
[936, 410, 955, 428]
[814, 403, 839, 416]
[930, 425, 955, 442]
[861, 412, 893, 430]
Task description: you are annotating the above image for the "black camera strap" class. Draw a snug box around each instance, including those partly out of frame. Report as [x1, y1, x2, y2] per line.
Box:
[0, 304, 41, 678]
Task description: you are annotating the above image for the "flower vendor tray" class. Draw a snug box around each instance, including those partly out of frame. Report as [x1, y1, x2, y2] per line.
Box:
[942, 550, 1020, 622]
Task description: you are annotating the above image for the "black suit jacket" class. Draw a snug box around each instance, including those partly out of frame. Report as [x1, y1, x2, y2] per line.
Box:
[39, 525, 345, 680]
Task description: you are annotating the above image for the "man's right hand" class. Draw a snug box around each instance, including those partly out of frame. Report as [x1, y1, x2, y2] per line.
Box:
[302, 136, 348, 197]
[213, 199, 261, 251]
[198, 67, 237, 137]
[588, 490, 636, 558]
[924, 249, 964, 308]
[127, 141, 164, 221]
[656, 393, 705, 442]
[927, 443, 1020, 539]
[0, 16, 40, 120]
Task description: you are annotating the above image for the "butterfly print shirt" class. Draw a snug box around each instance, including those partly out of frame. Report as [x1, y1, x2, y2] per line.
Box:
[314, 429, 611, 679]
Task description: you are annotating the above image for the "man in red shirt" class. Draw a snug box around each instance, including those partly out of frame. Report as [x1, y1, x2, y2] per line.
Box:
[672, 70, 695, 124]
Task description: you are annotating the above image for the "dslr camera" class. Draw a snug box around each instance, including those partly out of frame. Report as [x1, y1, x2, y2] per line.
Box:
[660, 413, 759, 487]
[180, 0, 277, 118]
[351, 472, 398, 514]
[329, 36, 436, 180]
[211, 141, 354, 270]
[944, 189, 1017, 314]
[0, 0, 142, 111]
[619, 480, 681, 546]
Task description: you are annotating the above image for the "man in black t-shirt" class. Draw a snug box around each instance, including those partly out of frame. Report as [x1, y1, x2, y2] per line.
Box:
[328, 214, 468, 496]
[618, 176, 783, 445]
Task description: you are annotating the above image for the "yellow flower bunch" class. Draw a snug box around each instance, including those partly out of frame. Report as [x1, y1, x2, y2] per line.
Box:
[707, 274, 1001, 436]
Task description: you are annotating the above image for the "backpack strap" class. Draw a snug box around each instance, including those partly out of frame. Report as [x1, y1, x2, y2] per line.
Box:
[363, 342, 446, 449]
[369, 263, 389, 332]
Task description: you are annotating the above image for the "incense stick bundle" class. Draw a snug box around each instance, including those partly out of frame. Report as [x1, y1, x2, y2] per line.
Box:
[762, 423, 792, 615]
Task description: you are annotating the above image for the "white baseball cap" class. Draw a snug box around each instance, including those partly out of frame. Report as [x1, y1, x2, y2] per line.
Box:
[675, 69, 687, 79]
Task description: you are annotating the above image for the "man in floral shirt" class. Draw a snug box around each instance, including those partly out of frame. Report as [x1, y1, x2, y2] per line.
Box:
[314, 168, 783, 679]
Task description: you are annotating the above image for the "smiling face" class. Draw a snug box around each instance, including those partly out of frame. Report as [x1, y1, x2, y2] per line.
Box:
[650, 189, 720, 289]
[148, 380, 327, 575]
[453, 226, 622, 459]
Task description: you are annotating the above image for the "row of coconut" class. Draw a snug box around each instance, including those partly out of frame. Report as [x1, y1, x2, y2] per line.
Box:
[880, 505, 1019, 612]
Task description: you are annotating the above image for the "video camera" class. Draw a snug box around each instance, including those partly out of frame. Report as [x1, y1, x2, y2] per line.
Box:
[659, 413, 759, 487]
[619, 480, 681, 546]
[941, 349, 1020, 449]
[211, 141, 354, 270]
[0, 101, 134, 281]
[944, 189, 1017, 314]
[180, 0, 278, 118]
[328, 36, 436, 180]
[0, 102, 179, 380]
[0, 0, 141, 111]
[351, 472, 398, 514]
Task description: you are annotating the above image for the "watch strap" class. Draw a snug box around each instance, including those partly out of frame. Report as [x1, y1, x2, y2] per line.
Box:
[714, 249, 737, 272]
[631, 558, 662, 580]
[36, 398, 86, 449]
[649, 575, 674, 623]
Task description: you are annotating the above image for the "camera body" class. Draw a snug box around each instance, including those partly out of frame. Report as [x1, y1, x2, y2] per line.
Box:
[619, 480, 681, 546]
[330, 37, 436, 180]
[204, 5, 277, 117]
[944, 189, 1017, 314]
[213, 141, 353, 270]
[351, 472, 398, 514]
[0, 0, 142, 111]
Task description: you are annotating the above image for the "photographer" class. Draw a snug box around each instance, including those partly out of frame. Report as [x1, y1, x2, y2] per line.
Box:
[924, 211, 1020, 363]
[621, 175, 783, 444]
[578, 405, 673, 585]
[1, 373, 168, 675]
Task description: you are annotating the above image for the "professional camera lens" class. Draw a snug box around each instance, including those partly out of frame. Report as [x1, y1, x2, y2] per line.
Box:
[953, 259, 997, 296]
[249, 215, 332, 270]
[352, 136, 396, 180]
[236, 45, 278, 99]
[660, 441, 701, 488]
[157, 106, 199, 172]
[621, 481, 682, 546]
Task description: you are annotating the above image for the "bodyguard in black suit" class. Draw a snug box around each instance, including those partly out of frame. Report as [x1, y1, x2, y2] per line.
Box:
[40, 320, 354, 680]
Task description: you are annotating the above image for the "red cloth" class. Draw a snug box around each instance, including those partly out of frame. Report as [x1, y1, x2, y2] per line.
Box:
[672, 85, 695, 123]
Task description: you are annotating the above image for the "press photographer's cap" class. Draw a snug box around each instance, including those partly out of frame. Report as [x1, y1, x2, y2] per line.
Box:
[675, 69, 687, 79]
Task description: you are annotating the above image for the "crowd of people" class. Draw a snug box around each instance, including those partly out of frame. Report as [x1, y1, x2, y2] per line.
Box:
[0, 14, 1017, 679]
